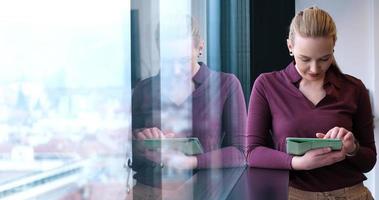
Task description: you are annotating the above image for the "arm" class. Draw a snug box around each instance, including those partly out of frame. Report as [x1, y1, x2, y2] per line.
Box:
[196, 75, 247, 168]
[246, 75, 293, 169]
[293, 81, 377, 171]
[346, 83, 376, 172]
[131, 80, 163, 169]
[131, 78, 198, 170]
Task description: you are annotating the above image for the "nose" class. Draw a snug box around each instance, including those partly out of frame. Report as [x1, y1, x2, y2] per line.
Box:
[309, 61, 320, 74]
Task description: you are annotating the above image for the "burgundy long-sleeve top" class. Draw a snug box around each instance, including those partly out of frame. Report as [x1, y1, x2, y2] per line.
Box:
[246, 61, 376, 192]
[132, 62, 247, 185]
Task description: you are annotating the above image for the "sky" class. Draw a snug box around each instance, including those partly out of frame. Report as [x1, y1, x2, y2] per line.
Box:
[0, 0, 131, 89]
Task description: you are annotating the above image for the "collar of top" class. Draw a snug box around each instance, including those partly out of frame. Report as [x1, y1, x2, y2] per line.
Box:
[284, 61, 342, 89]
[192, 62, 210, 86]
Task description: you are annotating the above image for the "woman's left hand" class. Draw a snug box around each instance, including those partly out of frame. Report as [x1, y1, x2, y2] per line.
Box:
[316, 127, 357, 155]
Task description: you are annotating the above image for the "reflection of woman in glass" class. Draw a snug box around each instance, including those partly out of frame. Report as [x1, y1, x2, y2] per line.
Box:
[131, 16, 247, 198]
[246, 7, 375, 199]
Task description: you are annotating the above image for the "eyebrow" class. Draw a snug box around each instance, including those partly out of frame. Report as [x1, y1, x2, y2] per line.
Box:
[298, 54, 332, 59]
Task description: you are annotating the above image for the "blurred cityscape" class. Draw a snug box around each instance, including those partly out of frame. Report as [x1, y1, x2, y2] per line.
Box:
[0, 81, 132, 199]
[0, 0, 132, 198]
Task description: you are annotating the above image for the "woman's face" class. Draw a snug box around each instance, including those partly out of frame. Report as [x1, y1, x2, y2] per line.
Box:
[288, 34, 335, 82]
[161, 38, 203, 80]
[161, 38, 193, 78]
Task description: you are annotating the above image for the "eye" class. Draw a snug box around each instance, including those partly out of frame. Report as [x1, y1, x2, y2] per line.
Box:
[320, 57, 330, 62]
[300, 58, 310, 62]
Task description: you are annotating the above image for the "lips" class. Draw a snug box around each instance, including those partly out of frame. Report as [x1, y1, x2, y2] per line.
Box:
[308, 73, 320, 77]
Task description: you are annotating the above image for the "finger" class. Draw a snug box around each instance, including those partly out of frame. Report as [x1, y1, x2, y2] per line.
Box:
[142, 129, 153, 139]
[133, 128, 146, 139]
[136, 132, 146, 140]
[150, 128, 158, 138]
[342, 133, 355, 151]
[336, 129, 347, 140]
[323, 132, 330, 139]
[310, 151, 345, 169]
[330, 127, 340, 139]
[151, 127, 162, 138]
[327, 151, 345, 163]
[316, 133, 325, 138]
[315, 151, 342, 167]
[324, 128, 333, 139]
[343, 132, 354, 141]
[163, 132, 176, 138]
[308, 147, 332, 156]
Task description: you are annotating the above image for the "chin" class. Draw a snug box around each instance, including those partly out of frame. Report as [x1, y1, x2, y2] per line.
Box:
[306, 76, 322, 81]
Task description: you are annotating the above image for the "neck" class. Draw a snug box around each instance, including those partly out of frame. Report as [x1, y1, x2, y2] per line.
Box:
[300, 78, 324, 89]
[192, 62, 201, 78]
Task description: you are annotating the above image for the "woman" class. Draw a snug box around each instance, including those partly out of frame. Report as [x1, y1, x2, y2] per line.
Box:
[131, 16, 247, 199]
[246, 7, 376, 199]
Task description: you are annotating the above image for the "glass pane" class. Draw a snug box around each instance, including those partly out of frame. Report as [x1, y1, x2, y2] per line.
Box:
[131, 0, 247, 199]
[0, 1, 131, 199]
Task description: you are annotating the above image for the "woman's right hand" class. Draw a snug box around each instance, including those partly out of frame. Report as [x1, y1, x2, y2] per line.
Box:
[291, 147, 346, 170]
[134, 127, 175, 140]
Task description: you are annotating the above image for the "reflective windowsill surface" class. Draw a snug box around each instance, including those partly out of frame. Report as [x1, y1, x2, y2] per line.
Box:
[0, 153, 86, 199]
[0, 153, 129, 200]
[131, 166, 289, 200]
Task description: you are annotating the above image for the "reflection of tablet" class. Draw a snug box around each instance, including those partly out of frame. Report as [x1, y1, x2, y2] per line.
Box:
[286, 137, 342, 156]
[136, 137, 204, 155]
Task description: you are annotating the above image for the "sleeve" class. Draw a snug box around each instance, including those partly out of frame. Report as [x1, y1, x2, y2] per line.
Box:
[346, 81, 377, 172]
[246, 75, 293, 169]
[131, 80, 159, 170]
[196, 75, 247, 168]
[131, 79, 159, 131]
[131, 82, 146, 131]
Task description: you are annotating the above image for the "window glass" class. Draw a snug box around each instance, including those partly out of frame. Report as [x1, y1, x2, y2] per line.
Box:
[130, 0, 248, 199]
[0, 1, 131, 199]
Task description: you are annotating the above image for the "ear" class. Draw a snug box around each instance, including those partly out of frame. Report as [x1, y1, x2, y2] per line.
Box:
[198, 40, 205, 52]
[287, 39, 293, 52]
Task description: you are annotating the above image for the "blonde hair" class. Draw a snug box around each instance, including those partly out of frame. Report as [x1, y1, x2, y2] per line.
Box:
[289, 7, 341, 73]
[155, 16, 202, 50]
[190, 17, 202, 48]
[289, 6, 336, 44]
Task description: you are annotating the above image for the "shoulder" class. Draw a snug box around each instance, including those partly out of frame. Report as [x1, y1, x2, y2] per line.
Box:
[133, 75, 159, 90]
[221, 71, 240, 85]
[337, 73, 370, 104]
[340, 73, 368, 91]
[209, 69, 242, 89]
[132, 75, 159, 96]
[254, 70, 285, 89]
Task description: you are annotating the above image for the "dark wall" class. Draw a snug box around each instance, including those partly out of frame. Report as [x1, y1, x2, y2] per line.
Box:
[250, 0, 295, 89]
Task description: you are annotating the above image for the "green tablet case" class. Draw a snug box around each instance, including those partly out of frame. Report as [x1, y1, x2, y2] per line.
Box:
[286, 137, 342, 156]
[136, 137, 204, 155]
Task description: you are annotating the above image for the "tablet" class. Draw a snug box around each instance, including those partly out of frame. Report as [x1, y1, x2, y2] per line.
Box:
[134, 137, 204, 155]
[286, 137, 342, 156]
